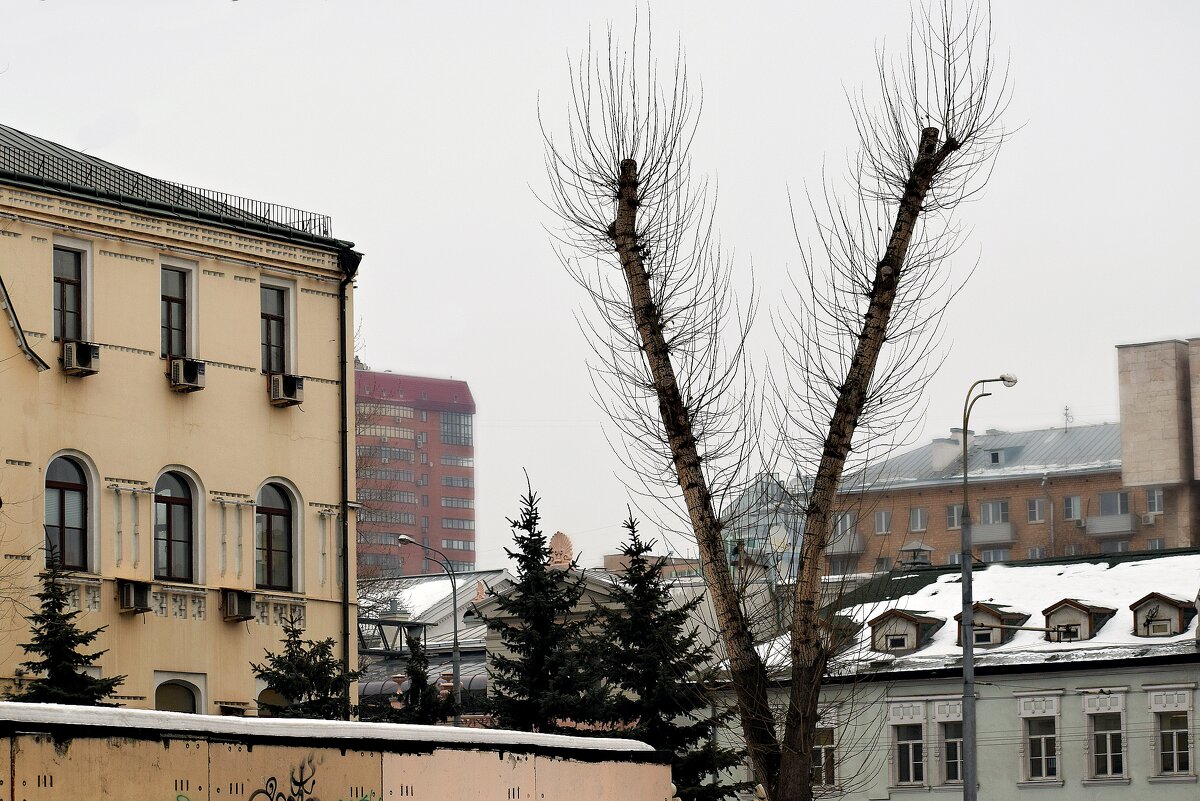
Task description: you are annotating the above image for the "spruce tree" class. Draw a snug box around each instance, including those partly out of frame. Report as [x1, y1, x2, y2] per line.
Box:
[396, 631, 455, 724]
[482, 489, 605, 733]
[599, 518, 749, 801]
[11, 556, 124, 705]
[251, 619, 360, 720]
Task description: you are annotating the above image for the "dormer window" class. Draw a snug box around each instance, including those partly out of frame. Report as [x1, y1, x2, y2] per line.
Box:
[1042, 599, 1114, 642]
[1148, 619, 1172, 637]
[886, 634, 909, 651]
[1130, 592, 1195, 638]
[973, 627, 995, 646]
[989, 450, 1004, 465]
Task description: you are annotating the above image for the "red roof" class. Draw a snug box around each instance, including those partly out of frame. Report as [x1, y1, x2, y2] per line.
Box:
[356, 369, 475, 414]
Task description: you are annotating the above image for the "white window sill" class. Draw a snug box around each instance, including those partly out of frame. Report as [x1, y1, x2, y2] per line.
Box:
[1081, 777, 1130, 786]
[1016, 780, 1064, 789]
[887, 785, 930, 793]
[1148, 775, 1198, 784]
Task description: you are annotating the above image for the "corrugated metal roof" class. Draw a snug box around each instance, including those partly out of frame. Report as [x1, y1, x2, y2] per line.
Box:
[846, 422, 1122, 491]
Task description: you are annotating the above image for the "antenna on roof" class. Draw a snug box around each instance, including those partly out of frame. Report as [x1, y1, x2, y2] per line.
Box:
[1063, 405, 1074, 431]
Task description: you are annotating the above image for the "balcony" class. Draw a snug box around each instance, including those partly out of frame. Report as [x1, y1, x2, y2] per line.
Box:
[827, 532, 864, 555]
[972, 522, 1014, 545]
[1086, 514, 1135, 538]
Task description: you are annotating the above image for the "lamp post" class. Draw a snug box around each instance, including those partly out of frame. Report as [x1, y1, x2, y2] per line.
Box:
[397, 535, 461, 726]
[960, 373, 1017, 801]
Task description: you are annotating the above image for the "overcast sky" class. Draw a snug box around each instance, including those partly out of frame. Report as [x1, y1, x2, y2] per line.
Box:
[4, 2, 1198, 570]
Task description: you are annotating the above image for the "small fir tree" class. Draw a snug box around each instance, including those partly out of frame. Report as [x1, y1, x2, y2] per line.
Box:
[598, 518, 749, 801]
[251, 618, 360, 720]
[482, 488, 606, 733]
[10, 555, 124, 705]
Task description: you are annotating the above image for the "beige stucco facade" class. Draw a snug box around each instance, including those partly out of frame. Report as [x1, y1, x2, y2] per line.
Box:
[0, 180, 358, 714]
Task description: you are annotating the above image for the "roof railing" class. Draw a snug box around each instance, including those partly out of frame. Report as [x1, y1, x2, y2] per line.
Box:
[0, 144, 332, 238]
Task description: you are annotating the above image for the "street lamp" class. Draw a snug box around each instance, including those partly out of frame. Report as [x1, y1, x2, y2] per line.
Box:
[396, 535, 461, 726]
[960, 373, 1017, 801]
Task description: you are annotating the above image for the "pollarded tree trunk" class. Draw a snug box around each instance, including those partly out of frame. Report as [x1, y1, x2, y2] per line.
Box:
[609, 157, 782, 790]
[776, 127, 958, 801]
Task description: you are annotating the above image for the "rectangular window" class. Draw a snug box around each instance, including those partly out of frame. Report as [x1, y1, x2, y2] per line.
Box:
[886, 634, 909, 651]
[909, 507, 927, 532]
[358, 424, 416, 439]
[812, 728, 835, 787]
[53, 247, 84, 342]
[1090, 713, 1124, 778]
[874, 557, 893, 573]
[442, 475, 474, 488]
[980, 500, 1009, 525]
[440, 455, 474, 468]
[1148, 537, 1165, 551]
[260, 285, 287, 374]
[894, 724, 924, 785]
[356, 488, 417, 504]
[1028, 546, 1048, 559]
[1147, 488, 1165, 515]
[447, 560, 474, 571]
[440, 411, 473, 446]
[441, 497, 474, 509]
[980, 548, 1009, 563]
[1064, 495, 1081, 521]
[942, 722, 963, 783]
[358, 468, 414, 483]
[442, 518, 475, 531]
[988, 450, 1003, 465]
[441, 539, 475, 551]
[973, 627, 994, 645]
[828, 556, 859, 575]
[1099, 491, 1129, 516]
[1026, 718, 1058, 779]
[834, 511, 857, 538]
[160, 267, 187, 357]
[947, 552, 962, 566]
[1027, 498, 1045, 523]
[946, 504, 963, 530]
[874, 509, 892, 535]
[1159, 712, 1190, 774]
[1100, 539, 1130, 554]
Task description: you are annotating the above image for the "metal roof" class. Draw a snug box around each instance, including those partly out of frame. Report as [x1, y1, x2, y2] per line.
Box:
[0, 122, 339, 243]
[846, 422, 1122, 492]
[356, 369, 476, 414]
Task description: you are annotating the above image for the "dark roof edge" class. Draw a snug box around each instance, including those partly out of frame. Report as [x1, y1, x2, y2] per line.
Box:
[812, 647, 1200, 687]
[0, 268, 50, 371]
[0, 171, 360, 276]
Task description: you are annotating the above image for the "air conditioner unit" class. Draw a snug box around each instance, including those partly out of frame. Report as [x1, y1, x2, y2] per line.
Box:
[62, 340, 100, 377]
[1141, 513, 1157, 526]
[1074, 518, 1086, 528]
[269, 373, 304, 407]
[117, 580, 151, 613]
[222, 588, 255, 622]
[168, 357, 206, 392]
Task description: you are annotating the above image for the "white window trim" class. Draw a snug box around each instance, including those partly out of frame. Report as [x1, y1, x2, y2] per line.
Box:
[255, 476, 305, 594]
[1015, 692, 1064, 786]
[154, 465, 207, 585]
[875, 509, 892, 535]
[1078, 688, 1129, 783]
[52, 234, 94, 342]
[161, 255, 200, 358]
[909, 507, 927, 533]
[259, 273, 298, 375]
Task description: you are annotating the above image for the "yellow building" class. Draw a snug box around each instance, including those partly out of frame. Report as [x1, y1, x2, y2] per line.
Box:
[0, 123, 360, 714]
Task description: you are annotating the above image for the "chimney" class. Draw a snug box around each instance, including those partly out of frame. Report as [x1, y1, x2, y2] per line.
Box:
[932, 428, 974, 472]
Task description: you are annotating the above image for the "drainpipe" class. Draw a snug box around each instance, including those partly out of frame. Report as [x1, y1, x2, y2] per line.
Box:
[1042, 473, 1055, 557]
[336, 247, 363, 713]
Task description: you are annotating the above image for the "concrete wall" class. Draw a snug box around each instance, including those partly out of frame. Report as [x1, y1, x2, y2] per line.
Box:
[1118, 340, 1193, 486]
[0, 703, 671, 801]
[0, 184, 356, 712]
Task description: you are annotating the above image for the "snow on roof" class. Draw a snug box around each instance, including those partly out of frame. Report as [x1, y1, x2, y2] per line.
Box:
[828, 553, 1200, 674]
[0, 702, 653, 753]
[401, 577, 456, 619]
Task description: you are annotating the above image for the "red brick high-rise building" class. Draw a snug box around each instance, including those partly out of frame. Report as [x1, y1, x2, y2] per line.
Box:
[355, 365, 475, 577]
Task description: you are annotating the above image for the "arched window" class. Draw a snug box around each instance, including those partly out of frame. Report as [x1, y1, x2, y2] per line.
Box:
[154, 472, 193, 582]
[256, 484, 292, 591]
[155, 681, 198, 714]
[45, 457, 87, 569]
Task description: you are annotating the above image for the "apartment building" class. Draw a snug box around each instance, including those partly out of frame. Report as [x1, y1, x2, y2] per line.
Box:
[0, 123, 360, 713]
[355, 367, 475, 577]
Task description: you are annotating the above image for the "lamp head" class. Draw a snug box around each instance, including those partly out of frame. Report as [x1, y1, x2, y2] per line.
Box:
[396, 534, 415, 545]
[1000, 373, 1018, 388]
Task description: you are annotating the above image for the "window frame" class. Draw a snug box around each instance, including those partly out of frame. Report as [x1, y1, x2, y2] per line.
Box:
[440, 411, 473, 446]
[1027, 497, 1045, 523]
[909, 506, 927, 532]
[1089, 712, 1125, 779]
[1157, 711, 1191, 776]
[51, 236, 93, 344]
[874, 509, 892, 535]
[255, 484, 294, 592]
[893, 723, 925, 786]
[1147, 488, 1165, 515]
[259, 275, 296, 376]
[941, 721, 964, 784]
[1064, 495, 1082, 521]
[980, 548, 1009, 563]
[812, 727, 836, 787]
[1099, 491, 1130, 517]
[153, 472, 194, 583]
[44, 456, 89, 571]
[946, 504, 963, 530]
[980, 499, 1009, 525]
[1026, 717, 1059, 781]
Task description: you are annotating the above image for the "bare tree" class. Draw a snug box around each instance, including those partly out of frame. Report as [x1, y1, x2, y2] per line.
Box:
[541, 4, 1007, 800]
